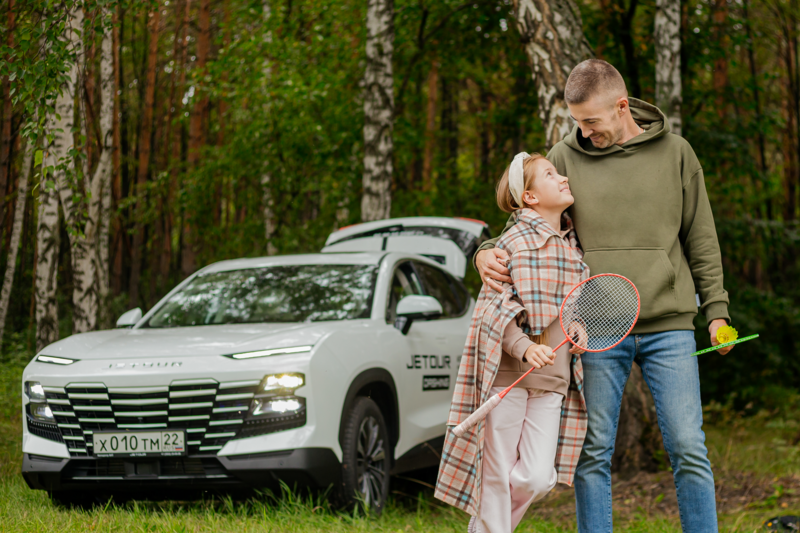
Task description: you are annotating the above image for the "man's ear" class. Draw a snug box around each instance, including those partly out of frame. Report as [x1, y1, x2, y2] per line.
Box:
[617, 96, 629, 117]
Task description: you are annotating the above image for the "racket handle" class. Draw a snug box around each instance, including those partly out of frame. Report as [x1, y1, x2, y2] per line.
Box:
[453, 394, 502, 438]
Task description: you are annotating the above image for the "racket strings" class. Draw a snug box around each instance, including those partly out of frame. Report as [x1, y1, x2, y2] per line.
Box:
[561, 276, 639, 351]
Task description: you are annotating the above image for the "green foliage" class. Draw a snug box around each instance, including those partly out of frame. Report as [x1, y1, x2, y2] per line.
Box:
[0, 0, 797, 408]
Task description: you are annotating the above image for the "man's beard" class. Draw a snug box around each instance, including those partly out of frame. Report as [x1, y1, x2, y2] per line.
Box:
[590, 128, 624, 148]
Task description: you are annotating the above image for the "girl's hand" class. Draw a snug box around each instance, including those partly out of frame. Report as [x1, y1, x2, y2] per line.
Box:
[523, 344, 555, 369]
[569, 345, 586, 355]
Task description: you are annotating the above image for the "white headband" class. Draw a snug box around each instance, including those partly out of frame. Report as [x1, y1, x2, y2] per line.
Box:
[508, 152, 530, 208]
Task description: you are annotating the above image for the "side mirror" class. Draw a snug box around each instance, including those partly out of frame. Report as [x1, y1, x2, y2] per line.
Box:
[394, 295, 443, 334]
[116, 308, 143, 328]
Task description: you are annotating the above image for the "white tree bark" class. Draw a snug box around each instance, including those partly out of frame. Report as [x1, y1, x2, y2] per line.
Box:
[91, 5, 114, 323]
[511, 0, 593, 148]
[654, 0, 682, 135]
[36, 156, 61, 352]
[37, 4, 90, 348]
[361, 0, 394, 222]
[0, 136, 34, 347]
[58, 6, 97, 334]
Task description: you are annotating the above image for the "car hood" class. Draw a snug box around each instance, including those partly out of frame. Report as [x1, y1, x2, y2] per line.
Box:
[36, 323, 338, 360]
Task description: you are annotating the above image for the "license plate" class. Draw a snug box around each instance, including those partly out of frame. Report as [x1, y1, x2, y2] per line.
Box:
[93, 430, 186, 457]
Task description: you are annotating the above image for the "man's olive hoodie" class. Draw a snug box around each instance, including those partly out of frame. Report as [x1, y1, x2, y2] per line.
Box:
[478, 98, 729, 333]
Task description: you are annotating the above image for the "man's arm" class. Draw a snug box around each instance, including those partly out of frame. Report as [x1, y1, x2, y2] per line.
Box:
[680, 163, 733, 353]
[473, 214, 515, 269]
[473, 214, 516, 292]
[680, 167, 730, 322]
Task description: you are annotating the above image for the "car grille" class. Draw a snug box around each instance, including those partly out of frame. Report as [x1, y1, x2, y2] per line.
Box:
[41, 379, 261, 457]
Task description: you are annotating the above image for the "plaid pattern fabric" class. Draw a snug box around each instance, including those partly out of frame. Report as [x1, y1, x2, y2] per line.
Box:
[435, 209, 589, 516]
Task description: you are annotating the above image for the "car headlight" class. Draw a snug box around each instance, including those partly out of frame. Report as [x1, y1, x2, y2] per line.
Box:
[24, 381, 56, 424]
[240, 372, 307, 438]
[252, 397, 304, 416]
[25, 381, 46, 402]
[29, 403, 55, 423]
[225, 345, 313, 360]
[36, 354, 77, 365]
[262, 373, 304, 392]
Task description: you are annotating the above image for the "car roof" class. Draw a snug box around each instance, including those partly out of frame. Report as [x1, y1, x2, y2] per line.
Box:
[198, 252, 387, 274]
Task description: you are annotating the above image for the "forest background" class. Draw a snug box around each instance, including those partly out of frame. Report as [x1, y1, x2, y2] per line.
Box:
[0, 0, 798, 414]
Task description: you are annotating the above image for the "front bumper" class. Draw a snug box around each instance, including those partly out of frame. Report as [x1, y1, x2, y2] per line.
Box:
[22, 447, 341, 494]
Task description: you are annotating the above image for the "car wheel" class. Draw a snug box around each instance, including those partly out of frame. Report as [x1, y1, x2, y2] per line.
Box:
[338, 396, 391, 514]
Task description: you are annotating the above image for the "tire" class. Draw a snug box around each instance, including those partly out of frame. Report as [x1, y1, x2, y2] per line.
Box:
[338, 396, 391, 514]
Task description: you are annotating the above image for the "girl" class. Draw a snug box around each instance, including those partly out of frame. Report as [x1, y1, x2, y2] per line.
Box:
[435, 152, 589, 533]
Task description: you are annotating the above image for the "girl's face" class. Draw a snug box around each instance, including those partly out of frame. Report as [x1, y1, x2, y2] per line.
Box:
[521, 159, 574, 211]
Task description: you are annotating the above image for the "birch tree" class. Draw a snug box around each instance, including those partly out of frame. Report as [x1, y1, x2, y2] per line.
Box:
[55, 5, 99, 334]
[92, 5, 115, 313]
[511, 0, 593, 148]
[654, 0, 682, 135]
[361, 0, 394, 222]
[37, 5, 85, 348]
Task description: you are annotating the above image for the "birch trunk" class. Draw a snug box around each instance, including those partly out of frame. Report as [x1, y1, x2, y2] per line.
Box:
[0, 135, 33, 346]
[35, 161, 60, 352]
[361, 0, 394, 222]
[93, 5, 114, 322]
[511, 0, 593, 148]
[57, 6, 99, 335]
[655, 0, 682, 135]
[38, 6, 85, 346]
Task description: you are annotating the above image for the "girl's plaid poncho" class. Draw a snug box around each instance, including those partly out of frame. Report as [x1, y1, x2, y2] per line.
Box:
[434, 209, 589, 516]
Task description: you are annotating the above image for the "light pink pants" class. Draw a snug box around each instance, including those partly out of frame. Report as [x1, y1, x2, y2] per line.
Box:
[475, 387, 563, 533]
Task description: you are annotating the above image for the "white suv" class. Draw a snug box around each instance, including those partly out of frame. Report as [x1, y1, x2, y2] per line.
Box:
[21, 217, 489, 510]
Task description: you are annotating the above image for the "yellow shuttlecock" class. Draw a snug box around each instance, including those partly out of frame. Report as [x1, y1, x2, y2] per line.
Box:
[716, 325, 738, 344]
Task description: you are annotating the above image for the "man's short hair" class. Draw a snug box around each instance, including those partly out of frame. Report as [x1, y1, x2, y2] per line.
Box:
[564, 59, 628, 105]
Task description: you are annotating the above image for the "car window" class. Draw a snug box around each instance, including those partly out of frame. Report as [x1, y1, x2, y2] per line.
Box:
[145, 264, 377, 327]
[413, 262, 464, 318]
[385, 262, 424, 324]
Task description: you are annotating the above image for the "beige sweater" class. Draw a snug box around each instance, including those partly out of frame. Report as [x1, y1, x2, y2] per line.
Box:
[492, 319, 570, 396]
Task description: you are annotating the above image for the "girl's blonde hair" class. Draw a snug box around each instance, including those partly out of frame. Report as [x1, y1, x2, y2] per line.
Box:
[496, 153, 546, 213]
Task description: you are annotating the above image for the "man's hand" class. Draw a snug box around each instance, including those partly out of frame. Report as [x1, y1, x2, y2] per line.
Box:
[476, 248, 512, 292]
[709, 319, 734, 355]
[567, 321, 587, 355]
[523, 344, 555, 369]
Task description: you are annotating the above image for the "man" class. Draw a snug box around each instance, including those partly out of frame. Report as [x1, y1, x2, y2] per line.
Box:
[475, 59, 730, 532]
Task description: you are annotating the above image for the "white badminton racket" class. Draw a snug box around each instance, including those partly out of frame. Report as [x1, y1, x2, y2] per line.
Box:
[453, 274, 640, 438]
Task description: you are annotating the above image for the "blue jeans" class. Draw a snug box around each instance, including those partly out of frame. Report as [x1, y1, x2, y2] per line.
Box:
[574, 330, 717, 533]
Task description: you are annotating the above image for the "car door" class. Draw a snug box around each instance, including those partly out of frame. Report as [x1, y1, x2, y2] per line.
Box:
[384, 260, 447, 455]
[390, 260, 468, 448]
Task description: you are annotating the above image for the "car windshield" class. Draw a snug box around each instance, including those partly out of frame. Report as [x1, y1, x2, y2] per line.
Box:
[145, 264, 377, 327]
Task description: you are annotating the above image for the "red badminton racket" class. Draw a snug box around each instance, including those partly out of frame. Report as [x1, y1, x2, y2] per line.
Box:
[453, 273, 640, 438]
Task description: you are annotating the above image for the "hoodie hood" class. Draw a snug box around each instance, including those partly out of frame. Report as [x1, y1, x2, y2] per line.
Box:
[563, 98, 670, 156]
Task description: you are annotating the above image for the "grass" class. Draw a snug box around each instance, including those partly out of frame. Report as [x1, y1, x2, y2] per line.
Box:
[1, 356, 798, 532]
